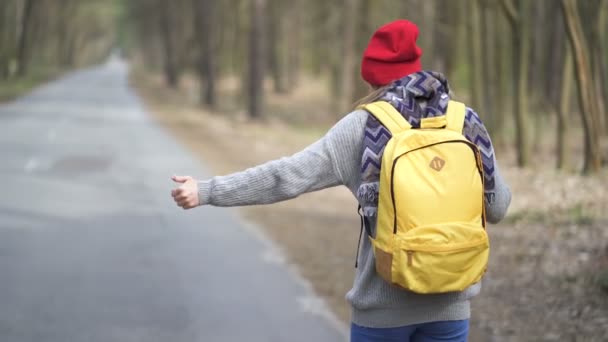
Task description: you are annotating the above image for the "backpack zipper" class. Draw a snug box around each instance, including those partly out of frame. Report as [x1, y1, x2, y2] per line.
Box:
[404, 237, 486, 268]
[389, 139, 484, 234]
[402, 237, 487, 253]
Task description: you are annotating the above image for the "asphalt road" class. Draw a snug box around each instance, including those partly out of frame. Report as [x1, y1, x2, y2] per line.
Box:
[0, 58, 347, 342]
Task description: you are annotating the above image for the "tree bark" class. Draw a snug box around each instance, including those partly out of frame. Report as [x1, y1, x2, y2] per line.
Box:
[468, 0, 485, 120]
[492, 4, 509, 148]
[546, 3, 566, 106]
[480, 0, 497, 134]
[248, 0, 266, 119]
[590, 0, 607, 134]
[420, 0, 435, 68]
[352, 0, 372, 102]
[285, 0, 301, 88]
[432, 1, 451, 74]
[337, 0, 358, 114]
[159, 0, 178, 88]
[561, 0, 602, 173]
[194, 0, 217, 107]
[16, 0, 34, 77]
[586, 0, 606, 135]
[0, 3, 8, 79]
[267, 0, 286, 93]
[557, 50, 573, 170]
[501, 0, 531, 167]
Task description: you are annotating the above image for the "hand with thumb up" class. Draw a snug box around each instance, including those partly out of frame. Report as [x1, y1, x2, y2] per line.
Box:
[171, 175, 200, 209]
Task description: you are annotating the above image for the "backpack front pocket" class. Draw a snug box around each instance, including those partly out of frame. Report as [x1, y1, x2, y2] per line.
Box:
[390, 222, 489, 294]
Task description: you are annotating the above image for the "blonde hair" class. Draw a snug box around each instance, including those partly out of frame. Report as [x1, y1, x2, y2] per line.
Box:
[352, 84, 392, 110]
[352, 84, 457, 111]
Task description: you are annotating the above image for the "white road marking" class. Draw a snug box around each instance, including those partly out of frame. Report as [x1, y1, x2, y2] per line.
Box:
[261, 248, 286, 265]
[47, 129, 56, 141]
[24, 158, 39, 172]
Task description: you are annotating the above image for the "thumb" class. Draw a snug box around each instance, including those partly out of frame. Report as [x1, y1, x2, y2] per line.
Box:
[172, 175, 191, 183]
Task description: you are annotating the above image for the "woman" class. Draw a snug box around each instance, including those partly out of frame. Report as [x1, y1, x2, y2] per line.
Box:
[171, 20, 511, 342]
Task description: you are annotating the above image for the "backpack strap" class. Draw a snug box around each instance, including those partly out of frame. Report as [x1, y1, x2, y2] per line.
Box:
[358, 101, 412, 135]
[360, 100, 466, 134]
[419, 100, 466, 131]
[445, 100, 466, 133]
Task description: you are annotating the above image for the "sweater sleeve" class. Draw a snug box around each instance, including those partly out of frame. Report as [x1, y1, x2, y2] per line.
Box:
[488, 158, 512, 223]
[462, 107, 512, 223]
[197, 111, 366, 207]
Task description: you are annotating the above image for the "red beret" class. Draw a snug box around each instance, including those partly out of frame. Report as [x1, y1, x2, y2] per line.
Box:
[361, 20, 423, 86]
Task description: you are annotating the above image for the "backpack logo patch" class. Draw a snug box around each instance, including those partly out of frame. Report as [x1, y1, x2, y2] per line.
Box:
[429, 156, 446, 171]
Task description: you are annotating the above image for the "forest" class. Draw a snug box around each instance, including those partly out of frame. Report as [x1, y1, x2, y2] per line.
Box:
[2, 0, 607, 173]
[1, 0, 607, 340]
[122, 0, 608, 174]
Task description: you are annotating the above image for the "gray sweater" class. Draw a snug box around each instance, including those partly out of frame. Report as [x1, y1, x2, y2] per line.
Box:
[197, 109, 512, 328]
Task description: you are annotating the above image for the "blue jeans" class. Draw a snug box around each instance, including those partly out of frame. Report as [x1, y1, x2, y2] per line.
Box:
[350, 320, 469, 342]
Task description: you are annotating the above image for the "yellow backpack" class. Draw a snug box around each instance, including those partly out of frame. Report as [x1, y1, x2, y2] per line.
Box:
[359, 100, 489, 294]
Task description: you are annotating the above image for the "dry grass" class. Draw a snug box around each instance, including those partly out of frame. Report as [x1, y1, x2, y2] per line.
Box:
[132, 70, 608, 341]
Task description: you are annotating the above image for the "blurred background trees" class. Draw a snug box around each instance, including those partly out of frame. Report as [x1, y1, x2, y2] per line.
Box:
[1, 0, 607, 174]
[0, 0, 117, 81]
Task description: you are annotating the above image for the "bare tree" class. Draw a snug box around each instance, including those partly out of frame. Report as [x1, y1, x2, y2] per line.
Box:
[501, 0, 531, 167]
[248, 0, 266, 119]
[337, 0, 359, 114]
[0, 2, 9, 79]
[194, 0, 217, 107]
[561, 0, 602, 173]
[158, 0, 179, 87]
[468, 0, 485, 120]
[16, 0, 34, 77]
[352, 0, 372, 102]
[285, 0, 302, 88]
[267, 0, 286, 93]
[588, 0, 607, 134]
[556, 50, 573, 170]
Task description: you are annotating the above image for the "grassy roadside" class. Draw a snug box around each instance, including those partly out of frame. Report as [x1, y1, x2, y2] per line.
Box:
[131, 69, 608, 341]
[0, 67, 63, 103]
[130, 70, 361, 321]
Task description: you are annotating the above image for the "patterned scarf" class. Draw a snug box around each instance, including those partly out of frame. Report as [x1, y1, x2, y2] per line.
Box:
[357, 71, 496, 220]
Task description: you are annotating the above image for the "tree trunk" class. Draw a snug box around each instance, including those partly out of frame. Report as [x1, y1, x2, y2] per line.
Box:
[561, 0, 602, 173]
[353, 0, 372, 102]
[310, 0, 330, 76]
[502, 0, 531, 167]
[432, 1, 451, 74]
[529, 0, 546, 111]
[267, 0, 286, 93]
[602, 2, 608, 134]
[159, 0, 178, 88]
[557, 50, 573, 170]
[285, 0, 301, 88]
[0, 3, 8, 80]
[480, 0, 498, 134]
[546, 3, 566, 106]
[493, 5, 508, 148]
[16, 0, 34, 77]
[587, 0, 606, 135]
[419, 0, 435, 68]
[468, 0, 485, 118]
[248, 0, 266, 119]
[337, 0, 358, 114]
[194, 0, 217, 107]
[590, 0, 607, 134]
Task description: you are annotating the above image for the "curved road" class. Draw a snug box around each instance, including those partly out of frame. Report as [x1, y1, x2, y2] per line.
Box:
[0, 58, 347, 341]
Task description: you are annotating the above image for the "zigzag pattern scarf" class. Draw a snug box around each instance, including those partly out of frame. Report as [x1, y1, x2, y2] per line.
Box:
[356, 71, 496, 219]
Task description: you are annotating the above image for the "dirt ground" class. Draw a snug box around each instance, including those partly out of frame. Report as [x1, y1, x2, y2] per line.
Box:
[132, 71, 608, 341]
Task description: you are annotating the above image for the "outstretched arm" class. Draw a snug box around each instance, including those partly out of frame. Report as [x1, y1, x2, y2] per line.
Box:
[171, 111, 367, 209]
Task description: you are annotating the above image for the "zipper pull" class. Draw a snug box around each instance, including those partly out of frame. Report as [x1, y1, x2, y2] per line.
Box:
[406, 251, 414, 266]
